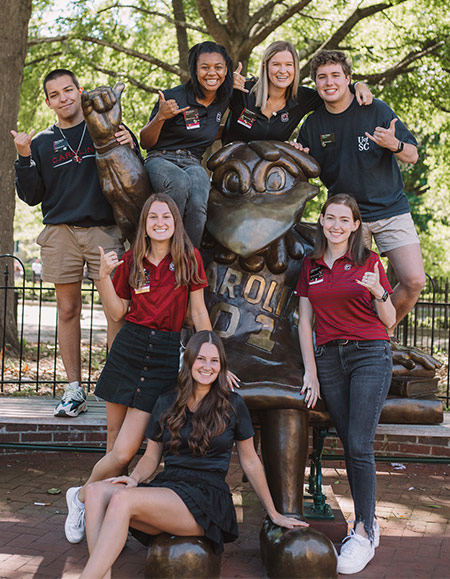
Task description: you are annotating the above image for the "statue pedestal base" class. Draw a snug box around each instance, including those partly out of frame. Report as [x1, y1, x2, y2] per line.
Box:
[144, 534, 222, 579]
[260, 517, 338, 579]
[305, 485, 348, 545]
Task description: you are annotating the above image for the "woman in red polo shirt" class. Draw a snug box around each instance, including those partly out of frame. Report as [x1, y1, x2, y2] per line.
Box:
[296, 194, 396, 575]
[64, 193, 212, 545]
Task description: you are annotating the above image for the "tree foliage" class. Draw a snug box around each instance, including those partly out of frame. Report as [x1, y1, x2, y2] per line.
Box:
[13, 0, 450, 274]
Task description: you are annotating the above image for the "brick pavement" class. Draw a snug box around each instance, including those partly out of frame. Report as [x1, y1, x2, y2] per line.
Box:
[0, 451, 449, 578]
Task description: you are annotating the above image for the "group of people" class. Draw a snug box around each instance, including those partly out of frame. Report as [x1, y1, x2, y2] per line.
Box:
[11, 38, 424, 576]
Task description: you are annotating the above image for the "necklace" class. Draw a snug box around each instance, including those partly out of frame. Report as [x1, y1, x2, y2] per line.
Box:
[58, 122, 87, 163]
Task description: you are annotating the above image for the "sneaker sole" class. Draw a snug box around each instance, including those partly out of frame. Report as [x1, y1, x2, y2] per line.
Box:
[54, 402, 88, 418]
[338, 549, 375, 574]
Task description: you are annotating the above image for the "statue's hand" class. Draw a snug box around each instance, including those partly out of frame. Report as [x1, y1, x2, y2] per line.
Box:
[391, 341, 442, 372]
[82, 83, 124, 146]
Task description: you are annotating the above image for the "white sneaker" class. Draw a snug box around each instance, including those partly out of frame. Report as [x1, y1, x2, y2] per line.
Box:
[338, 531, 375, 575]
[54, 385, 87, 417]
[373, 519, 380, 548]
[64, 486, 85, 543]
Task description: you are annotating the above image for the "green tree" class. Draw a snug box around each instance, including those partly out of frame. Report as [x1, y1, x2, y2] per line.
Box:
[13, 0, 450, 276]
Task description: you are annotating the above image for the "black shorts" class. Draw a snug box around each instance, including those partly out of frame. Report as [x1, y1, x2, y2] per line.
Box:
[94, 322, 180, 413]
[131, 467, 238, 555]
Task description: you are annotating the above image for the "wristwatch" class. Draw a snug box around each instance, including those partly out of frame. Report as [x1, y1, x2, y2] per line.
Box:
[376, 289, 389, 302]
[395, 140, 404, 153]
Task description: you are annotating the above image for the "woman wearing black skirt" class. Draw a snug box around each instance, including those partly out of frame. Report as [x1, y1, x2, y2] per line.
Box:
[79, 331, 307, 578]
[64, 193, 212, 544]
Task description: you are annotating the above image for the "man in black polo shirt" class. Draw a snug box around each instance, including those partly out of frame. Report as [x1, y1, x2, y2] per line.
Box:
[296, 50, 425, 333]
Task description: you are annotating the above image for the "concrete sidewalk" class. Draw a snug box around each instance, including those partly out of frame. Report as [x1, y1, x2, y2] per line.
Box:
[0, 451, 449, 578]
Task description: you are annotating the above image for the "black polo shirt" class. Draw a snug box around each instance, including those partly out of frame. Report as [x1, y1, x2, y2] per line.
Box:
[298, 98, 418, 221]
[146, 83, 229, 160]
[222, 79, 322, 144]
[146, 390, 254, 473]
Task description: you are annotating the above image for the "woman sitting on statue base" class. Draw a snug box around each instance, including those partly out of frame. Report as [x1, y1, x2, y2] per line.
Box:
[79, 331, 307, 578]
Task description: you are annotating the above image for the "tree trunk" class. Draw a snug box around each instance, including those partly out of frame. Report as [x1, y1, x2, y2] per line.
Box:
[0, 0, 32, 353]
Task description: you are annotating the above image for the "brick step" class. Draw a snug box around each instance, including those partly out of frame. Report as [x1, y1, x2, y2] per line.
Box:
[1, 397, 449, 458]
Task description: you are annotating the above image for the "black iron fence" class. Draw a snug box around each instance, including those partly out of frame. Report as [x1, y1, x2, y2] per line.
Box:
[1, 255, 449, 406]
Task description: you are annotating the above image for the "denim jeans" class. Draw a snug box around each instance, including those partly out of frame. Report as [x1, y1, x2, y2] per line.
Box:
[144, 150, 210, 247]
[315, 339, 392, 541]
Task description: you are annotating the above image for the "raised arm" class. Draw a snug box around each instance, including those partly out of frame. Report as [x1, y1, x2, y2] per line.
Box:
[140, 90, 189, 149]
[365, 118, 418, 164]
[355, 261, 396, 328]
[236, 437, 308, 529]
[11, 129, 45, 206]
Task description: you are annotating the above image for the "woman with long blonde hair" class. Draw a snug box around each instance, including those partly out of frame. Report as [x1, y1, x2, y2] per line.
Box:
[63, 193, 212, 545]
[223, 40, 372, 144]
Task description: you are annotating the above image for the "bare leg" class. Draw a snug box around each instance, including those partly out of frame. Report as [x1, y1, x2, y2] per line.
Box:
[94, 279, 124, 349]
[384, 244, 426, 332]
[78, 407, 150, 503]
[54, 282, 82, 383]
[81, 486, 204, 579]
[105, 401, 128, 454]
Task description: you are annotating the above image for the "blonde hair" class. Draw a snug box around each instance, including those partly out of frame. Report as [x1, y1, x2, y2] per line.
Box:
[252, 41, 300, 109]
[129, 194, 205, 289]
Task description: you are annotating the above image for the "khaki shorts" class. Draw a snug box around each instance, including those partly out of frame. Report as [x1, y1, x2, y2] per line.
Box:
[37, 224, 124, 284]
[362, 212, 420, 255]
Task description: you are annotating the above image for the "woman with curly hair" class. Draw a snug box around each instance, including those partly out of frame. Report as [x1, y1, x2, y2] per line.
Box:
[79, 331, 307, 578]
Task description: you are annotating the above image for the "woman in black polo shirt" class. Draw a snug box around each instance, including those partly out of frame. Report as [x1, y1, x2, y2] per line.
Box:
[223, 40, 372, 145]
[141, 41, 233, 248]
[79, 331, 307, 578]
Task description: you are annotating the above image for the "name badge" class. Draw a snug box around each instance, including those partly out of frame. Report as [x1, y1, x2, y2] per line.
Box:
[320, 132, 335, 148]
[309, 266, 324, 285]
[237, 107, 256, 129]
[53, 138, 68, 153]
[184, 109, 200, 130]
[135, 269, 151, 293]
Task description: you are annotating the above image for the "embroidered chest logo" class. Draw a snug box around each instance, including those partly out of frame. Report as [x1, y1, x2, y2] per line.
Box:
[344, 264, 352, 271]
[216, 112, 222, 123]
[281, 113, 289, 123]
[169, 262, 175, 271]
[357, 136, 370, 151]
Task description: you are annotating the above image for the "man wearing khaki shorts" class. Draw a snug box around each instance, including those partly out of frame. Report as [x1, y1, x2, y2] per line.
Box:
[296, 50, 425, 334]
[12, 68, 139, 417]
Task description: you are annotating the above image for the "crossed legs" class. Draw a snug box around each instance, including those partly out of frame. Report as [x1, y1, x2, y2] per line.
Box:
[81, 482, 204, 579]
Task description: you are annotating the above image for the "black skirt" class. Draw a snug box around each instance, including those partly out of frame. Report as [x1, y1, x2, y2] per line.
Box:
[94, 322, 180, 413]
[131, 467, 238, 555]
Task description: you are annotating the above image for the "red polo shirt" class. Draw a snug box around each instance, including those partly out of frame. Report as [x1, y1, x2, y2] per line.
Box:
[295, 251, 392, 345]
[113, 249, 208, 332]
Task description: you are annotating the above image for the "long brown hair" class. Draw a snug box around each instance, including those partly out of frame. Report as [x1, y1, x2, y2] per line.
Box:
[311, 194, 370, 265]
[162, 331, 232, 456]
[129, 193, 205, 289]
